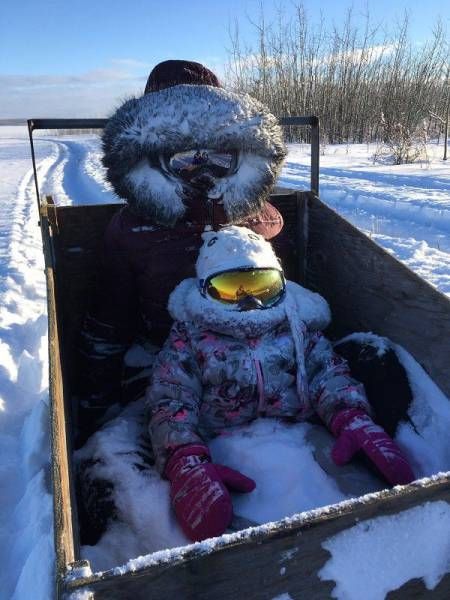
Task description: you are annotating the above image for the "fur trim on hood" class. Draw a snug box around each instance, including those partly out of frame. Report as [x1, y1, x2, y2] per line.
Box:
[168, 278, 331, 338]
[102, 85, 287, 226]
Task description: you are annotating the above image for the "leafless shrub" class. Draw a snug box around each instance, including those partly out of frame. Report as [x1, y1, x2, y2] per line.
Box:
[374, 115, 429, 164]
[225, 4, 449, 153]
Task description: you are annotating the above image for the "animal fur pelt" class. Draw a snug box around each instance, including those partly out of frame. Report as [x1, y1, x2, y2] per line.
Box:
[334, 333, 413, 437]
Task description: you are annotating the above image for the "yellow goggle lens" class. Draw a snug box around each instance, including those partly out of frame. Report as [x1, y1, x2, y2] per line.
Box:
[205, 269, 284, 306]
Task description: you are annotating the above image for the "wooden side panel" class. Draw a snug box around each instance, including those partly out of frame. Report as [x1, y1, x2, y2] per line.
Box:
[47, 202, 124, 376]
[270, 191, 307, 283]
[306, 194, 450, 398]
[40, 209, 78, 596]
[47, 195, 305, 382]
[64, 478, 450, 599]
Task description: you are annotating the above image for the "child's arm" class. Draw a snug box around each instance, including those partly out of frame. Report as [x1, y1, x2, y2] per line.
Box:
[304, 330, 370, 428]
[146, 321, 204, 473]
[305, 330, 414, 486]
[146, 322, 255, 541]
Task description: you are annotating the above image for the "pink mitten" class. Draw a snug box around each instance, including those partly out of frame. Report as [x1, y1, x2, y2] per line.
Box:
[330, 408, 415, 486]
[164, 444, 256, 541]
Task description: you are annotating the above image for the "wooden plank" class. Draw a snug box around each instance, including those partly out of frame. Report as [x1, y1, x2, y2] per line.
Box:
[63, 477, 450, 599]
[47, 202, 124, 394]
[47, 202, 124, 248]
[269, 192, 305, 283]
[306, 194, 450, 398]
[40, 207, 79, 598]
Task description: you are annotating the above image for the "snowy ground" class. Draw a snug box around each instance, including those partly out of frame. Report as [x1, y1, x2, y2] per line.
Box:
[0, 127, 449, 598]
[280, 142, 450, 296]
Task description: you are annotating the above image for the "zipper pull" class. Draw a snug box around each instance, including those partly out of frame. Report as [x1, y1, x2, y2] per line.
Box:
[254, 358, 266, 416]
[206, 197, 214, 227]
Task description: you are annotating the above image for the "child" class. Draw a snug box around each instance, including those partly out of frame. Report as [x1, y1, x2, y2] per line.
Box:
[78, 59, 287, 435]
[146, 227, 414, 541]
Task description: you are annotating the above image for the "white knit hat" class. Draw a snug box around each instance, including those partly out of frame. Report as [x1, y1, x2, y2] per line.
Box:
[196, 226, 282, 283]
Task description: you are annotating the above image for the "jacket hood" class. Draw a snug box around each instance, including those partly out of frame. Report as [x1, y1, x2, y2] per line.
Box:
[102, 85, 287, 226]
[168, 278, 331, 338]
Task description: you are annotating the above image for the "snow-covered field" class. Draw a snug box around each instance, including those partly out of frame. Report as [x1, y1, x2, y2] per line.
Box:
[281, 142, 450, 296]
[0, 126, 449, 598]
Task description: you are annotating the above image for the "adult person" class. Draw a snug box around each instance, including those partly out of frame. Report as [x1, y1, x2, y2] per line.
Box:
[78, 59, 288, 437]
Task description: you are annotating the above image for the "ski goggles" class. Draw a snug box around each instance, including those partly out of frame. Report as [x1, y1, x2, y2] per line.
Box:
[201, 268, 286, 309]
[163, 149, 238, 180]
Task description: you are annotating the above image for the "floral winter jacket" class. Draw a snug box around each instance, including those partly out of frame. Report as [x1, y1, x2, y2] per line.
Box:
[146, 279, 370, 473]
[78, 201, 291, 413]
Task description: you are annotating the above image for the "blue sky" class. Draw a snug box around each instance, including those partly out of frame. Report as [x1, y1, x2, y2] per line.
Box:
[1, 0, 448, 117]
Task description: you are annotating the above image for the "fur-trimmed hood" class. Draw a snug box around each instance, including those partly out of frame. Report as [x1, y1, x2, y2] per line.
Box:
[102, 85, 287, 226]
[168, 278, 331, 339]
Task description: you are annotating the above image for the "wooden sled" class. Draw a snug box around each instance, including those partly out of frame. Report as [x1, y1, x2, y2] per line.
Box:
[29, 118, 450, 599]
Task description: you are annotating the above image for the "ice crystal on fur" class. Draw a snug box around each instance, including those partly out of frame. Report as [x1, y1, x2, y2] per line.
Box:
[102, 85, 286, 225]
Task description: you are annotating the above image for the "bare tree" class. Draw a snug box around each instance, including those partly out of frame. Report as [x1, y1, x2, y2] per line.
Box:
[225, 3, 449, 162]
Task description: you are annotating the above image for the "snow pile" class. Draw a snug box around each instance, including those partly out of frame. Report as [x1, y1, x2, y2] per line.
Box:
[77, 406, 383, 572]
[319, 501, 450, 599]
[395, 344, 450, 476]
[209, 420, 368, 524]
[0, 134, 54, 598]
[339, 333, 450, 476]
[76, 400, 187, 572]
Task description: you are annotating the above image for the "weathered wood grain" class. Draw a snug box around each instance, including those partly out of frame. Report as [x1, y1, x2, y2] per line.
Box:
[63, 478, 450, 599]
[47, 202, 124, 381]
[40, 203, 79, 598]
[306, 193, 450, 398]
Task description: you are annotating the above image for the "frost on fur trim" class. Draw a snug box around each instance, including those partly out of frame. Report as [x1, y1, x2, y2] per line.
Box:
[168, 279, 331, 338]
[102, 85, 287, 225]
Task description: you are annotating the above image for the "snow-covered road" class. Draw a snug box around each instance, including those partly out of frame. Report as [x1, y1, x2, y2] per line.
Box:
[0, 128, 449, 598]
[0, 133, 54, 599]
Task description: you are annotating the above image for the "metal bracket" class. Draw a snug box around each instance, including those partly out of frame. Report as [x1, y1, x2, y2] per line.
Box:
[27, 115, 320, 212]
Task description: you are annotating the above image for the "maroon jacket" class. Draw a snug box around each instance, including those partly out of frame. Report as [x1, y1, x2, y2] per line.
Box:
[78, 201, 287, 426]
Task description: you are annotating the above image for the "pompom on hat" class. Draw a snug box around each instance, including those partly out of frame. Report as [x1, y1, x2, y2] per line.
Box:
[144, 60, 221, 93]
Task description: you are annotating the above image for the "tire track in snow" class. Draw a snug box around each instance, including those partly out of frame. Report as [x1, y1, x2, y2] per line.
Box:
[285, 160, 450, 192]
[39, 136, 116, 205]
[0, 140, 55, 599]
[281, 162, 450, 217]
[0, 133, 114, 598]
